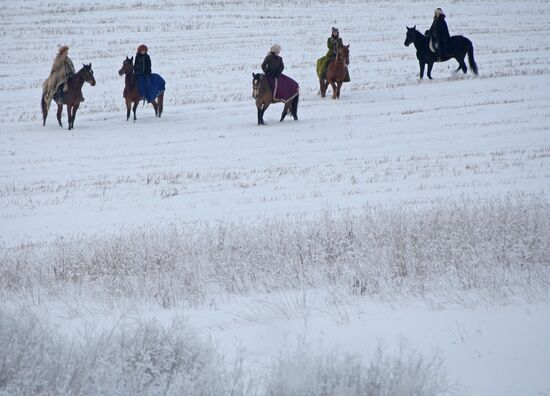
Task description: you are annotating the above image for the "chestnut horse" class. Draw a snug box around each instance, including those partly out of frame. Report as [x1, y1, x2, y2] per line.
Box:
[252, 73, 299, 125]
[118, 56, 164, 121]
[320, 45, 350, 99]
[41, 64, 96, 130]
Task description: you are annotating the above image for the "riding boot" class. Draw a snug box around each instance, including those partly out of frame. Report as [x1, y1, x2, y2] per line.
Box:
[56, 85, 65, 103]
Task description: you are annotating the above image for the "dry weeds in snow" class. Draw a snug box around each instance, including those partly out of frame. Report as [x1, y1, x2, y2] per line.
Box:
[0, 307, 450, 396]
[2, 195, 548, 308]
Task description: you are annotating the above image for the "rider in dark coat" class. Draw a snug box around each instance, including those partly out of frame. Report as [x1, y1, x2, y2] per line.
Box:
[316, 27, 350, 82]
[425, 8, 451, 60]
[259, 44, 299, 104]
[262, 44, 284, 78]
[134, 44, 152, 76]
[134, 44, 155, 101]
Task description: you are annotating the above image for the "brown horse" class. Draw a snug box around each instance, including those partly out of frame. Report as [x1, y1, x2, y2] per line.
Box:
[320, 45, 350, 99]
[41, 64, 96, 130]
[118, 56, 164, 121]
[252, 73, 299, 125]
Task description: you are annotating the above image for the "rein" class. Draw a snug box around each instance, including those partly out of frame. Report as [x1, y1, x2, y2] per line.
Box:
[125, 66, 137, 86]
[252, 75, 265, 99]
[335, 48, 349, 66]
[72, 70, 85, 87]
[252, 80, 259, 98]
[414, 29, 427, 46]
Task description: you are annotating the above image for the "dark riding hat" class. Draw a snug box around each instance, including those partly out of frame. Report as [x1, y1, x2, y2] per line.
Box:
[332, 26, 339, 35]
[137, 44, 148, 53]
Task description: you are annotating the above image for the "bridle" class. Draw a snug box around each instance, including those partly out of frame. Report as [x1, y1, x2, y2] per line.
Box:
[404, 27, 420, 47]
[75, 66, 96, 86]
[336, 47, 350, 66]
[121, 60, 133, 75]
[252, 75, 262, 99]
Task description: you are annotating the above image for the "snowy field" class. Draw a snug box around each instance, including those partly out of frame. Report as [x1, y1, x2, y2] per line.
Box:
[1, 0, 550, 395]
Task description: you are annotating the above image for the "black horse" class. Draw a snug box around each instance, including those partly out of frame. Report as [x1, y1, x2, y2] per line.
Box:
[404, 26, 478, 79]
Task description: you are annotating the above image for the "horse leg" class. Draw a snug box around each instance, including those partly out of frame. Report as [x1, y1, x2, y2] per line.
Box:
[70, 103, 79, 130]
[125, 98, 132, 121]
[258, 107, 266, 125]
[329, 81, 337, 100]
[132, 101, 138, 122]
[67, 105, 73, 130]
[151, 100, 159, 117]
[57, 103, 63, 128]
[427, 63, 434, 80]
[336, 81, 343, 99]
[257, 102, 268, 125]
[419, 61, 425, 79]
[158, 93, 164, 117]
[258, 106, 266, 125]
[458, 56, 468, 73]
[320, 79, 327, 98]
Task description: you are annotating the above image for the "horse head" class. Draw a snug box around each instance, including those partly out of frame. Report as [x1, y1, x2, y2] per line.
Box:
[118, 56, 134, 76]
[404, 25, 417, 47]
[252, 72, 263, 98]
[81, 63, 96, 86]
[338, 45, 350, 65]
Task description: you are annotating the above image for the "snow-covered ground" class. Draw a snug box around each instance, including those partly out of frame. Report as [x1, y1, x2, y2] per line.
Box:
[1, 0, 550, 395]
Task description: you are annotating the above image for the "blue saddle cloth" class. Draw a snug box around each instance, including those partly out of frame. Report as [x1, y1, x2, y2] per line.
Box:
[137, 73, 165, 102]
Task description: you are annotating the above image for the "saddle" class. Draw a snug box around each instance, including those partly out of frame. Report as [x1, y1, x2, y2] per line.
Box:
[52, 80, 85, 104]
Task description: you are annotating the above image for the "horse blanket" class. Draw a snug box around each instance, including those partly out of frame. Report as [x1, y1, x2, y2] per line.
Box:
[265, 74, 299, 103]
[137, 73, 165, 102]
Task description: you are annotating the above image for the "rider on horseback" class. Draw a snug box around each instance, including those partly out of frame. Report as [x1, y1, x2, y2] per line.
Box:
[425, 8, 451, 61]
[42, 46, 80, 111]
[134, 44, 155, 102]
[262, 44, 284, 78]
[261, 44, 285, 93]
[259, 44, 299, 105]
[316, 27, 350, 82]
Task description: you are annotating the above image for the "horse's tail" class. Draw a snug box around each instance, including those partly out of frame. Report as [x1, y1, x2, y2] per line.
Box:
[291, 94, 299, 119]
[467, 41, 478, 76]
[41, 94, 47, 126]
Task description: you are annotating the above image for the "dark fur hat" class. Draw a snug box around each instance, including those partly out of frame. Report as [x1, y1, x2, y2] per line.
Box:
[137, 44, 148, 53]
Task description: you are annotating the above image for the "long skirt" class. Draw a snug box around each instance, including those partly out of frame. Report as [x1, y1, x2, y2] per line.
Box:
[316, 56, 351, 82]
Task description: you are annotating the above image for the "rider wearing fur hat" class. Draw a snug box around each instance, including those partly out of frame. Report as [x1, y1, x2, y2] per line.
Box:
[316, 27, 350, 82]
[134, 44, 152, 76]
[425, 8, 451, 60]
[327, 27, 344, 58]
[133, 44, 155, 101]
[42, 45, 76, 111]
[261, 44, 284, 78]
